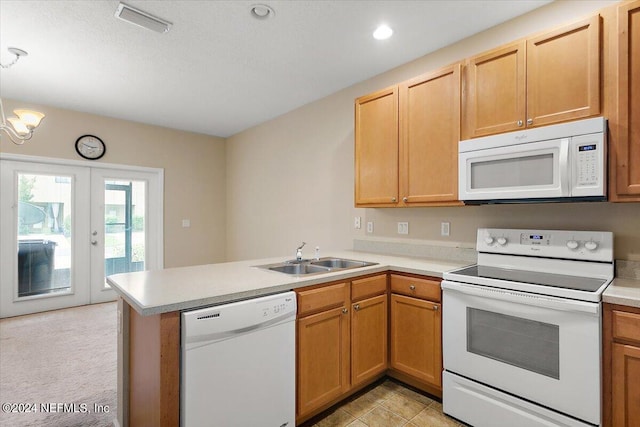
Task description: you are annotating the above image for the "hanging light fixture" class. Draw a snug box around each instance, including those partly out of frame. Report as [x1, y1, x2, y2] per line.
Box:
[0, 48, 45, 145]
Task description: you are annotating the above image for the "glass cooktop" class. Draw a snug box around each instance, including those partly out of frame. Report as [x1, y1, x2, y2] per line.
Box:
[450, 265, 608, 293]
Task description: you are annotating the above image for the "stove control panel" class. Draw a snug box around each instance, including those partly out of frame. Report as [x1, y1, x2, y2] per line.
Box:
[477, 228, 613, 262]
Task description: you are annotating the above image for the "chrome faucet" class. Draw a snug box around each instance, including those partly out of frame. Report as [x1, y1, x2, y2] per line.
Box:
[296, 242, 306, 261]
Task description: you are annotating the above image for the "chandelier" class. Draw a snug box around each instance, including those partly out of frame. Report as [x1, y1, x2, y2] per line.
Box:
[0, 48, 45, 145]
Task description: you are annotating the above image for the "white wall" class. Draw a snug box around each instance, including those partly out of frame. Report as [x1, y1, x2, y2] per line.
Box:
[226, 0, 640, 262]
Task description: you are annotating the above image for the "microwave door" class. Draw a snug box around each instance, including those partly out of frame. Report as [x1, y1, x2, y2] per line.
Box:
[459, 138, 570, 201]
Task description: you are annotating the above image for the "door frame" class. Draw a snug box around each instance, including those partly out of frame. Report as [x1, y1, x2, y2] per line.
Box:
[0, 153, 164, 315]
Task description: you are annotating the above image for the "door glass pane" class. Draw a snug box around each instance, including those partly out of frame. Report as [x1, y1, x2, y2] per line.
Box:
[467, 308, 560, 379]
[104, 180, 145, 286]
[17, 174, 72, 297]
[470, 153, 554, 189]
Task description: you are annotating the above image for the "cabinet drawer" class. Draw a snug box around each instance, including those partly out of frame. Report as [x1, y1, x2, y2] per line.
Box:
[613, 310, 640, 345]
[297, 282, 349, 317]
[352, 274, 387, 302]
[390, 274, 440, 302]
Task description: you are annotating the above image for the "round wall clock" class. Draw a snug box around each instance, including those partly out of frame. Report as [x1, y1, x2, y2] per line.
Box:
[75, 135, 106, 160]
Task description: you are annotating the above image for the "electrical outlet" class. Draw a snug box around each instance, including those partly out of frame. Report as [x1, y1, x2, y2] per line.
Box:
[397, 222, 409, 235]
[182, 219, 191, 228]
[367, 221, 374, 233]
[354, 216, 361, 229]
[441, 222, 450, 236]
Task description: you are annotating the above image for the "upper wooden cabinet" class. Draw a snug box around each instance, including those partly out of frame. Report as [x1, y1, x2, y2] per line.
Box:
[463, 15, 601, 139]
[399, 64, 462, 206]
[609, 0, 640, 201]
[355, 63, 462, 207]
[354, 87, 399, 206]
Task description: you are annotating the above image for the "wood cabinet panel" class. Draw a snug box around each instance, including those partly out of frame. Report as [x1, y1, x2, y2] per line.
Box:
[297, 306, 350, 418]
[612, 343, 640, 427]
[613, 309, 640, 344]
[351, 294, 388, 386]
[399, 63, 461, 205]
[355, 87, 399, 206]
[390, 274, 441, 302]
[390, 294, 442, 387]
[351, 274, 387, 302]
[464, 41, 526, 138]
[526, 15, 601, 128]
[612, 0, 640, 199]
[296, 282, 349, 317]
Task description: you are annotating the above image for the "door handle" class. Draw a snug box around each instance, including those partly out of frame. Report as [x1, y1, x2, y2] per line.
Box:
[91, 240, 98, 246]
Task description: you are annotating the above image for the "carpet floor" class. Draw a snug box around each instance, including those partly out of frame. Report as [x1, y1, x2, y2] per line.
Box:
[0, 302, 117, 427]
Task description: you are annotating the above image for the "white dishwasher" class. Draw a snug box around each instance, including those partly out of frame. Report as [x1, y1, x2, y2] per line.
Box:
[181, 291, 296, 427]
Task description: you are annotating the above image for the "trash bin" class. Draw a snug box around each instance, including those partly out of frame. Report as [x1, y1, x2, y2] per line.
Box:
[18, 240, 57, 296]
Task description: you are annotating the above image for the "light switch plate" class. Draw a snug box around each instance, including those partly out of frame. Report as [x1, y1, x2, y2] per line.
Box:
[397, 222, 409, 235]
[354, 216, 361, 229]
[182, 219, 191, 228]
[441, 222, 450, 236]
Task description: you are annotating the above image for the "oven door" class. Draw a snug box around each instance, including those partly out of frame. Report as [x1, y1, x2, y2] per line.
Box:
[458, 138, 569, 201]
[442, 281, 601, 425]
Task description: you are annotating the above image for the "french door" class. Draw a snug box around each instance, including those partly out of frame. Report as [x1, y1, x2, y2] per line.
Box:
[0, 158, 162, 318]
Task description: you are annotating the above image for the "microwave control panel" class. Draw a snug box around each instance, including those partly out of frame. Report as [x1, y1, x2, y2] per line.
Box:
[576, 143, 599, 186]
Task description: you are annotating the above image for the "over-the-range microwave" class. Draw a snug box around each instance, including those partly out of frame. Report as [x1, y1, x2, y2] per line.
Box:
[458, 117, 607, 204]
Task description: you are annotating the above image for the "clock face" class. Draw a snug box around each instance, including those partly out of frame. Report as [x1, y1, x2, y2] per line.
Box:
[75, 135, 106, 160]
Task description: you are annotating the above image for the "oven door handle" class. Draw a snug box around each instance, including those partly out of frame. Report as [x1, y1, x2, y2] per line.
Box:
[441, 281, 600, 315]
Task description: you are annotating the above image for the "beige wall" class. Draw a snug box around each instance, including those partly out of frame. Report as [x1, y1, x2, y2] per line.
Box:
[226, 0, 640, 262]
[0, 99, 226, 268]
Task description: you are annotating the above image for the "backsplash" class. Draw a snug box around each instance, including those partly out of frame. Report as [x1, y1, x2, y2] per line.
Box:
[616, 260, 640, 280]
[353, 237, 477, 264]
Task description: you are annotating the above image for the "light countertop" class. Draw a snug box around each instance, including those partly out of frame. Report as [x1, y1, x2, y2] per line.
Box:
[107, 250, 470, 316]
[603, 278, 640, 309]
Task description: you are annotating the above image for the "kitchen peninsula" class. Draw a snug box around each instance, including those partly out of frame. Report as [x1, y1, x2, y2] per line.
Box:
[107, 250, 470, 427]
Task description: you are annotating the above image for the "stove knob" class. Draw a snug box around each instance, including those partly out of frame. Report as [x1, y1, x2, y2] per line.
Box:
[566, 240, 579, 250]
[585, 241, 598, 251]
[497, 237, 508, 246]
[484, 236, 494, 245]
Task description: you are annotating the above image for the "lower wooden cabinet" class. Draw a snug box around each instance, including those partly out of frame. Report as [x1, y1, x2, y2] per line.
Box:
[603, 303, 640, 427]
[389, 274, 442, 393]
[296, 282, 350, 420]
[351, 275, 388, 387]
[296, 273, 442, 423]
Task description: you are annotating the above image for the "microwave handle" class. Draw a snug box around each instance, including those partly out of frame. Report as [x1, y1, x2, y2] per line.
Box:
[559, 138, 570, 195]
[441, 281, 600, 315]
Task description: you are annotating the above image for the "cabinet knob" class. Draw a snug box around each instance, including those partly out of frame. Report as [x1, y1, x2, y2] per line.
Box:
[517, 120, 523, 127]
[527, 118, 533, 125]
[409, 285, 416, 291]
[402, 197, 408, 203]
[342, 308, 348, 314]
[354, 304, 360, 311]
[391, 197, 397, 202]
[433, 305, 439, 311]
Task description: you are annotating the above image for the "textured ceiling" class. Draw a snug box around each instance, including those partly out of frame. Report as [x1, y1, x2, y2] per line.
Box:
[0, 1, 551, 138]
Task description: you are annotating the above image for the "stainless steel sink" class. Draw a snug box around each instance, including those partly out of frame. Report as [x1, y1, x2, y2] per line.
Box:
[257, 257, 377, 276]
[267, 264, 330, 275]
[310, 258, 373, 269]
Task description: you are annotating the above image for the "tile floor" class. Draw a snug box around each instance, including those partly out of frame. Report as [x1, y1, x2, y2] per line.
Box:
[302, 378, 466, 427]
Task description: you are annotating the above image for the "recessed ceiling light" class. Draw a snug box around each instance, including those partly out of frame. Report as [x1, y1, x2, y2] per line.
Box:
[250, 4, 275, 20]
[373, 24, 393, 40]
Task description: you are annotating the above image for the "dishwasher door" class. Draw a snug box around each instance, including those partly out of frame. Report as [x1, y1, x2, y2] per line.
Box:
[181, 291, 296, 427]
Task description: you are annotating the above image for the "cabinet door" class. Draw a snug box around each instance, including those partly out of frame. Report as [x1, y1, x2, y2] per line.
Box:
[351, 294, 387, 387]
[526, 15, 601, 128]
[464, 41, 526, 138]
[297, 306, 350, 418]
[613, 0, 640, 199]
[355, 87, 399, 206]
[612, 343, 640, 427]
[390, 294, 442, 388]
[399, 63, 462, 205]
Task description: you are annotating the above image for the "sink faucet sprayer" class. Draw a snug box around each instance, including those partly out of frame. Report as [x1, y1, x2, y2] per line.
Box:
[296, 242, 306, 261]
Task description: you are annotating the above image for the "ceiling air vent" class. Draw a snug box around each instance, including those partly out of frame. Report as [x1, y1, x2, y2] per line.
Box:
[115, 2, 172, 34]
